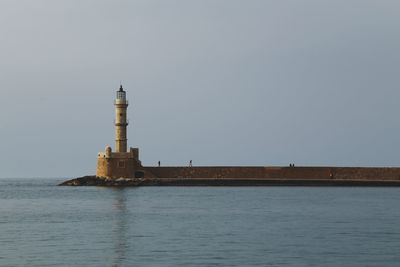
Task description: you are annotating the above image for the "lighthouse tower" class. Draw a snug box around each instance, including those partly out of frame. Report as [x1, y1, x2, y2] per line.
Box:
[96, 85, 142, 179]
[115, 85, 128, 153]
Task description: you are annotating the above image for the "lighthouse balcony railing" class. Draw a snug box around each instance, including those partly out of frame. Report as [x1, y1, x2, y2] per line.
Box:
[114, 100, 129, 105]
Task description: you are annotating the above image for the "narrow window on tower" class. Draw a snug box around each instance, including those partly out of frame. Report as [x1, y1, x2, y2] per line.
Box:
[118, 161, 126, 168]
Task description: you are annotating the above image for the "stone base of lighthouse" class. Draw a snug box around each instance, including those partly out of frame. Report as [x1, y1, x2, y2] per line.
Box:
[96, 146, 143, 179]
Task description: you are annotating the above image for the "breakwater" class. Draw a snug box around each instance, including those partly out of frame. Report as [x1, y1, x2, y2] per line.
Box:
[61, 166, 400, 186]
[141, 166, 400, 186]
[144, 166, 400, 180]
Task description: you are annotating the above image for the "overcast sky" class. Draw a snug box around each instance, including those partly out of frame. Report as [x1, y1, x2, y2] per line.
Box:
[1, 0, 400, 177]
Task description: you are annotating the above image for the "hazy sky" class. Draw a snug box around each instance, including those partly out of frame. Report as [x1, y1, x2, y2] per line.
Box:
[1, 0, 400, 177]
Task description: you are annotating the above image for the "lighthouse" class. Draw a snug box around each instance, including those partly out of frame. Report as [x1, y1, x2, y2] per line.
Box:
[96, 85, 142, 179]
[115, 85, 128, 153]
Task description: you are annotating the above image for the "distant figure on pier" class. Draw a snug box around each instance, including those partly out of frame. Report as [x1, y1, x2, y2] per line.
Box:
[189, 160, 192, 167]
[158, 161, 161, 167]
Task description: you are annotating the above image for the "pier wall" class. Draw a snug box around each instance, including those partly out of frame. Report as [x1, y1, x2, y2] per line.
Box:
[143, 166, 400, 181]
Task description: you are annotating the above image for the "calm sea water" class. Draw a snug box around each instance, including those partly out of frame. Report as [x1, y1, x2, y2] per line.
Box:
[0, 178, 399, 267]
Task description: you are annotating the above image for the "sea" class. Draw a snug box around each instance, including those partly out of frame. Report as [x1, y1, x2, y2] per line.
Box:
[0, 178, 399, 267]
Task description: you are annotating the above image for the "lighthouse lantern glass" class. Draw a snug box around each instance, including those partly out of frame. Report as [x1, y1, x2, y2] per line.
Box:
[117, 91, 126, 100]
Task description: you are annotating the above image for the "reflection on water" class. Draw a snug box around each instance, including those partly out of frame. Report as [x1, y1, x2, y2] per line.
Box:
[0, 179, 400, 267]
[112, 189, 128, 267]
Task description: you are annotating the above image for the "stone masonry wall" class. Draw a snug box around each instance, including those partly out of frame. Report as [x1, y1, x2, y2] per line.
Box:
[96, 157, 137, 178]
[143, 166, 400, 181]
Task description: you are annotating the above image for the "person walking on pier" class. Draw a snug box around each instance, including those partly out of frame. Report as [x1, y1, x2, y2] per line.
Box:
[158, 161, 161, 167]
[189, 160, 192, 167]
